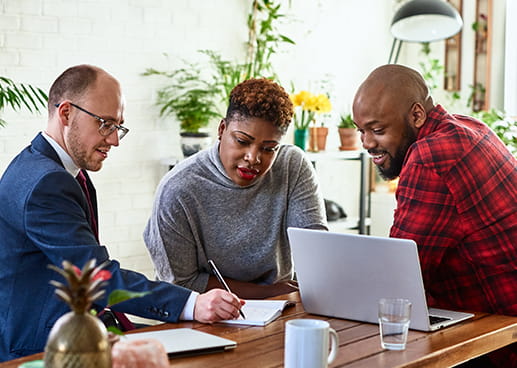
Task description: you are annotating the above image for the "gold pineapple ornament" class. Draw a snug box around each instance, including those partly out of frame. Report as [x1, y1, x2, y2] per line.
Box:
[44, 259, 111, 368]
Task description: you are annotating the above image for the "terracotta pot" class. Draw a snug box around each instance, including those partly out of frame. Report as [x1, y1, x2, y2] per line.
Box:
[309, 127, 329, 152]
[338, 128, 360, 150]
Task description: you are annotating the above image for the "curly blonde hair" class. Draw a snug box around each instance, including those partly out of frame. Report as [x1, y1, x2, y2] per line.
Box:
[225, 78, 293, 134]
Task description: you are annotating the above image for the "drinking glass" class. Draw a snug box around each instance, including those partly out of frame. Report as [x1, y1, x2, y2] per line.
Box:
[378, 298, 412, 350]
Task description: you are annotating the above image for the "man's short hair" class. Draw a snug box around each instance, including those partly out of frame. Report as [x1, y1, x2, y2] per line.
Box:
[47, 64, 99, 112]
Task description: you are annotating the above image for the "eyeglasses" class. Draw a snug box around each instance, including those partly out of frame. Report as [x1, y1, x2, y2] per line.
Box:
[55, 102, 129, 140]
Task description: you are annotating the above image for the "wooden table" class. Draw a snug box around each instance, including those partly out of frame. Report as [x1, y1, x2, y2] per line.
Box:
[1, 292, 516, 367]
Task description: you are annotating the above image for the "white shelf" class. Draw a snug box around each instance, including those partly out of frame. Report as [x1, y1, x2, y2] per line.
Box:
[305, 149, 366, 162]
[306, 150, 371, 234]
[327, 217, 372, 233]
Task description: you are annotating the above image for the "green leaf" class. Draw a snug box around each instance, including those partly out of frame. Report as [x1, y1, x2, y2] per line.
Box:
[280, 35, 296, 44]
[0, 76, 48, 126]
[107, 289, 150, 307]
[107, 326, 124, 336]
[20, 84, 36, 112]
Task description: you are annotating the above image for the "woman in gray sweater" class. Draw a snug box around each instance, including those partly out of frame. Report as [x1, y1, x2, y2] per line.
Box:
[144, 78, 327, 299]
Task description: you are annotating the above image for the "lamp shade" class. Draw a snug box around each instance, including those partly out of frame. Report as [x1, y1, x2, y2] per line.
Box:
[391, 0, 463, 42]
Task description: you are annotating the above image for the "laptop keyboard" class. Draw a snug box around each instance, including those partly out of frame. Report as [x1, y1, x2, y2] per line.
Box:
[429, 315, 452, 325]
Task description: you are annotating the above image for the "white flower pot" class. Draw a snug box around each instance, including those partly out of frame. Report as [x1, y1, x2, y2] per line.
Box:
[180, 132, 211, 157]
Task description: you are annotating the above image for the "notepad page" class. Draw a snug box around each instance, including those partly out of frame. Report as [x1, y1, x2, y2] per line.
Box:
[239, 305, 280, 325]
[219, 299, 290, 326]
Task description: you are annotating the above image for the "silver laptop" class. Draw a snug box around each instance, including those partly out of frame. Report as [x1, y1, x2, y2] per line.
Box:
[287, 228, 474, 331]
[123, 328, 236, 357]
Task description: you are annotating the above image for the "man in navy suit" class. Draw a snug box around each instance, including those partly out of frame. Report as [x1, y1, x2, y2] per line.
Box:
[0, 65, 243, 362]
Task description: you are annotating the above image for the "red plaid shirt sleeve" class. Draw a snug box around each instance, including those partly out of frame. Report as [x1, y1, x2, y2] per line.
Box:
[390, 105, 517, 318]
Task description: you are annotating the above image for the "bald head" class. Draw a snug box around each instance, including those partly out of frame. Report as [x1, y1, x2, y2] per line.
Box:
[352, 65, 435, 180]
[48, 65, 119, 117]
[353, 64, 433, 117]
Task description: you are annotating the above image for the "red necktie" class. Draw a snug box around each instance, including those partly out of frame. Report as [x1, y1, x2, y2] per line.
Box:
[76, 170, 99, 242]
[76, 170, 135, 331]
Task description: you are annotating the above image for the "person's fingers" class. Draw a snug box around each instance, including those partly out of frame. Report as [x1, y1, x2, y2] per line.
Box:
[215, 291, 242, 319]
[229, 292, 246, 307]
[196, 289, 243, 322]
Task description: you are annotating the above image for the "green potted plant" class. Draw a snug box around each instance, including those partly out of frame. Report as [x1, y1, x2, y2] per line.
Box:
[143, 0, 294, 158]
[143, 62, 222, 157]
[338, 113, 359, 151]
[0, 76, 47, 126]
[473, 108, 517, 157]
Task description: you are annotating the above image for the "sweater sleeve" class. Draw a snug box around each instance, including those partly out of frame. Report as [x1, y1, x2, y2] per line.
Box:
[284, 146, 328, 230]
[143, 171, 210, 292]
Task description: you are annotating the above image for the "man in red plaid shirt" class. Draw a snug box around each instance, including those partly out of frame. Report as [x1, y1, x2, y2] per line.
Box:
[353, 64, 516, 368]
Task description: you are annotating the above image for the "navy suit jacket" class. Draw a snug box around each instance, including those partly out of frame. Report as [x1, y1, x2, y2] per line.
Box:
[0, 133, 191, 361]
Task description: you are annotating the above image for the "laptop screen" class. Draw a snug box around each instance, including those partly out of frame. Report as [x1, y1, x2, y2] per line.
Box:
[288, 227, 473, 331]
[287, 227, 431, 330]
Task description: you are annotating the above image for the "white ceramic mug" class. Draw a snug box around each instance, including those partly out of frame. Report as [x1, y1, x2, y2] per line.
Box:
[284, 319, 339, 368]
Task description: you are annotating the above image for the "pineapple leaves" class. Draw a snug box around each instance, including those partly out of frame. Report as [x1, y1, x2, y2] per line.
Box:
[48, 259, 152, 318]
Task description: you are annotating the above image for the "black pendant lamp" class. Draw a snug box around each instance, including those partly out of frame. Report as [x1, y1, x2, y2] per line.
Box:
[388, 0, 463, 63]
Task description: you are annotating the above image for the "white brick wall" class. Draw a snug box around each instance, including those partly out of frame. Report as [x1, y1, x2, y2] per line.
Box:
[0, 0, 394, 278]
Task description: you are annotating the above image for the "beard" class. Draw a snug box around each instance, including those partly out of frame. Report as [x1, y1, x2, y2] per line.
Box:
[377, 123, 417, 181]
[66, 119, 103, 171]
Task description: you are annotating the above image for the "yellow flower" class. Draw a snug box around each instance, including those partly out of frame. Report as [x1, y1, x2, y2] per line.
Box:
[290, 90, 332, 129]
[313, 94, 332, 113]
[290, 90, 311, 108]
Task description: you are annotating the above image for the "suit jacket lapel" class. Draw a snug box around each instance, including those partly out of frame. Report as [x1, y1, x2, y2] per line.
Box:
[31, 132, 99, 225]
[31, 132, 63, 167]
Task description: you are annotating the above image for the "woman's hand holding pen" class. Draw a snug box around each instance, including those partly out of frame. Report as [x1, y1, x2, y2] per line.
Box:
[207, 259, 247, 319]
[194, 289, 246, 323]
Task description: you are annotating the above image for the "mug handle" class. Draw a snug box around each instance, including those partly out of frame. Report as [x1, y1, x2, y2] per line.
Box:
[327, 328, 339, 364]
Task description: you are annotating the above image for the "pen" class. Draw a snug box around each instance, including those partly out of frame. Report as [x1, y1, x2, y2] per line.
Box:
[207, 259, 246, 319]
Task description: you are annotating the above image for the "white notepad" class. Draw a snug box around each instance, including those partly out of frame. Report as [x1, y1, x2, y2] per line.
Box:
[219, 299, 293, 326]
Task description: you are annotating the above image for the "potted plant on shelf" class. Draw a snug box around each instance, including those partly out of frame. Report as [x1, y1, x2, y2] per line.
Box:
[290, 90, 332, 151]
[143, 0, 295, 159]
[338, 113, 360, 150]
[143, 62, 222, 157]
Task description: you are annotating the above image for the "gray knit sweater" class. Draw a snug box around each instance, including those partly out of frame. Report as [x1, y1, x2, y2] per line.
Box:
[143, 142, 327, 292]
